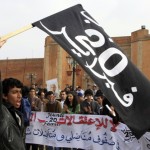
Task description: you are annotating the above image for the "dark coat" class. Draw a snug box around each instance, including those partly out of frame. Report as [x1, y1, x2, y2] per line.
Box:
[0, 101, 26, 150]
[80, 99, 99, 115]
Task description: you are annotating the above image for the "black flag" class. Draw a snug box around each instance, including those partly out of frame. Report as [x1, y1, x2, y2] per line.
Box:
[33, 4, 150, 138]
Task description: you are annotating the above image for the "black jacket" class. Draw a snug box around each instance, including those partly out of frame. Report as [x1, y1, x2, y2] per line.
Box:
[80, 99, 100, 115]
[0, 101, 26, 150]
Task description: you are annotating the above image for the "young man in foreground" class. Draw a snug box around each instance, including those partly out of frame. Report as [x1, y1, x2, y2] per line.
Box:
[0, 78, 26, 150]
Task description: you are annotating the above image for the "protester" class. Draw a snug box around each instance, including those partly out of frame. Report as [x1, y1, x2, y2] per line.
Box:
[28, 87, 41, 111]
[76, 86, 84, 95]
[37, 90, 48, 150]
[92, 84, 97, 99]
[21, 86, 31, 126]
[62, 91, 79, 150]
[38, 90, 48, 112]
[92, 83, 97, 93]
[63, 91, 80, 114]
[0, 77, 26, 150]
[59, 90, 67, 109]
[80, 89, 99, 114]
[94, 90, 108, 114]
[45, 91, 62, 113]
[64, 86, 71, 93]
[30, 83, 39, 95]
[77, 92, 84, 103]
[77, 92, 84, 114]
[45, 91, 62, 150]
[20, 85, 31, 147]
[95, 89, 120, 124]
[26, 87, 41, 150]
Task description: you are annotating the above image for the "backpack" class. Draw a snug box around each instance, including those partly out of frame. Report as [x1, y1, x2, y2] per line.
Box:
[21, 97, 31, 126]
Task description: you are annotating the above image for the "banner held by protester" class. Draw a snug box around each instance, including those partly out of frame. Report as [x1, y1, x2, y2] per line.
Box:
[26, 112, 150, 150]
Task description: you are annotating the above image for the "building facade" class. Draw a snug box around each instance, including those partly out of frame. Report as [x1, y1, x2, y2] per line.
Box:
[0, 58, 43, 87]
[0, 27, 150, 90]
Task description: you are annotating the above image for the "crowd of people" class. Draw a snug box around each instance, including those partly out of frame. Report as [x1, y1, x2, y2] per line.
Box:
[0, 40, 122, 150]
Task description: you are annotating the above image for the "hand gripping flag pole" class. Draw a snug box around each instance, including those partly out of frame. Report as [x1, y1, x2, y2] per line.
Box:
[0, 24, 33, 41]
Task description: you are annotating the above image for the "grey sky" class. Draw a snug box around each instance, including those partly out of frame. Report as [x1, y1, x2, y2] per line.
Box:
[0, 0, 149, 59]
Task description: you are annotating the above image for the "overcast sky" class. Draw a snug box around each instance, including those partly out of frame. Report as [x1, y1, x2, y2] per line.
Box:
[0, 0, 149, 59]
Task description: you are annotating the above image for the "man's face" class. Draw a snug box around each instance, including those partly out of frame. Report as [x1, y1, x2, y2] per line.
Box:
[4, 87, 22, 108]
[77, 96, 84, 103]
[96, 96, 103, 105]
[86, 94, 93, 102]
[47, 94, 55, 103]
[60, 92, 67, 100]
[29, 89, 36, 97]
[92, 86, 97, 90]
[40, 92, 45, 100]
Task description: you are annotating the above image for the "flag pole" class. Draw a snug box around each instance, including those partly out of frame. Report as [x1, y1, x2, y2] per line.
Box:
[0, 24, 33, 41]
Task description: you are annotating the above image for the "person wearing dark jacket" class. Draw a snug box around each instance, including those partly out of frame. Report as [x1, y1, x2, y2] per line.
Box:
[95, 89, 121, 124]
[0, 77, 26, 150]
[80, 89, 99, 115]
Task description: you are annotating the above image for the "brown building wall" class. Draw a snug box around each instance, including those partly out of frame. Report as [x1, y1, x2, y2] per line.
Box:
[113, 36, 131, 59]
[43, 36, 84, 90]
[0, 58, 44, 87]
[131, 28, 150, 79]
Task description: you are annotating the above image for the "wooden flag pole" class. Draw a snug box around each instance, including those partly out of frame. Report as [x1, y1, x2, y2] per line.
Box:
[0, 24, 33, 41]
